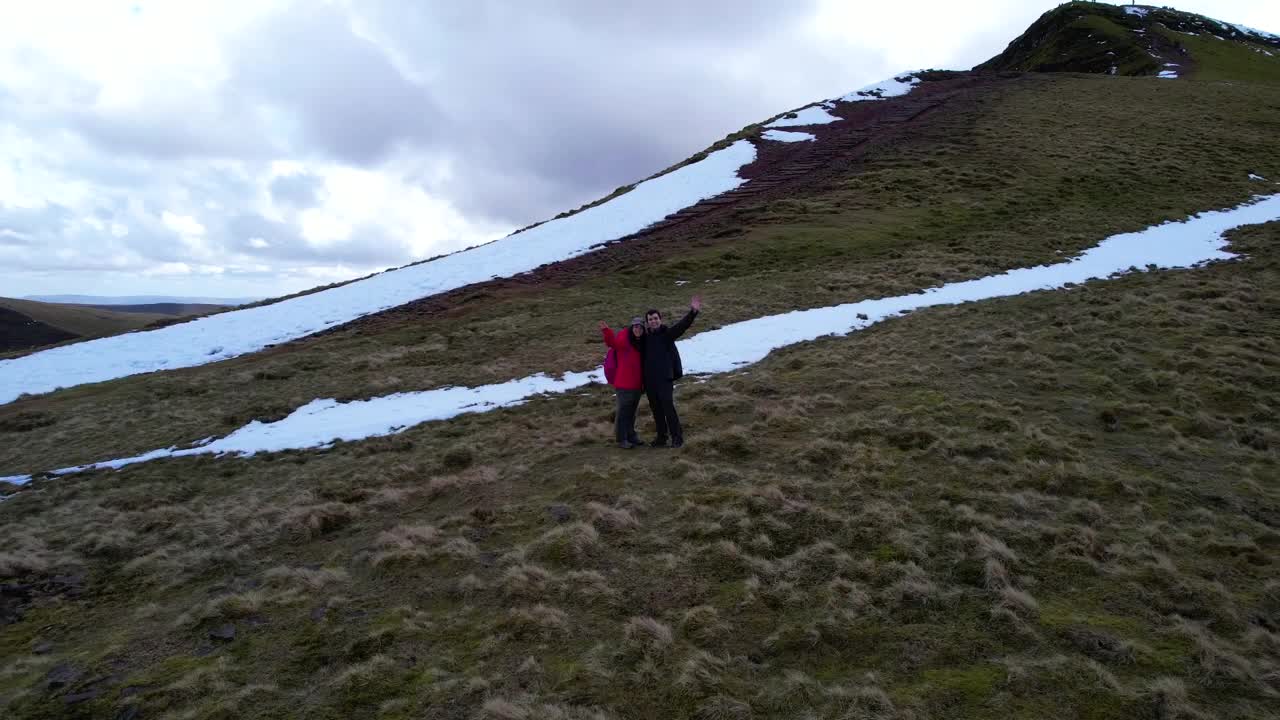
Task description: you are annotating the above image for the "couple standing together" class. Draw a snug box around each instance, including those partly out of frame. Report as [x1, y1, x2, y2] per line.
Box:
[598, 295, 702, 449]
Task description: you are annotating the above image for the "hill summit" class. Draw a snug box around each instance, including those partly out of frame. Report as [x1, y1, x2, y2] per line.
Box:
[978, 1, 1280, 81]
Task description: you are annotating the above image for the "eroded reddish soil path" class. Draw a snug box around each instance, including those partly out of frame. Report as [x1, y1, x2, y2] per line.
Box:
[301, 73, 1014, 342]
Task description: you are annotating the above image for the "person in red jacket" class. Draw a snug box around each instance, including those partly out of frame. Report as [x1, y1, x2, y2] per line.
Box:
[598, 316, 646, 448]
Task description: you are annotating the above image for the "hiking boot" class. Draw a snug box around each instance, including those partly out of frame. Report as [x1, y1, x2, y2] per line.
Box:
[649, 438, 669, 448]
[618, 442, 636, 449]
[671, 439, 684, 449]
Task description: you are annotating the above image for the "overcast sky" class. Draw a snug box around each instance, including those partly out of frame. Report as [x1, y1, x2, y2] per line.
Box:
[2, 1, 1277, 300]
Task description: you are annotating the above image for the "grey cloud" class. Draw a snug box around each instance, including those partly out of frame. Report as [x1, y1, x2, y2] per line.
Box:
[66, 105, 272, 161]
[348, 0, 876, 225]
[0, 203, 74, 237]
[0, 0, 907, 297]
[0, 45, 268, 162]
[230, 4, 441, 165]
[269, 172, 324, 209]
[227, 213, 412, 266]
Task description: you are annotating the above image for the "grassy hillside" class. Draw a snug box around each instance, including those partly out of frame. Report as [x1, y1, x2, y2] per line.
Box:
[3, 9, 1280, 719]
[0, 306, 78, 353]
[0, 297, 173, 340]
[978, 2, 1280, 81]
[2, 218, 1277, 719]
[0, 298, 169, 355]
[0, 298, 220, 356]
[2, 74, 1276, 473]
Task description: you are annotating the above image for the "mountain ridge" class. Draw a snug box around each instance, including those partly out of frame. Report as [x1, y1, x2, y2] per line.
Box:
[978, 1, 1280, 78]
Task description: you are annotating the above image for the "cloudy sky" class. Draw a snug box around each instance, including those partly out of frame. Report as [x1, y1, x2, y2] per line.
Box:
[2, 1, 1277, 300]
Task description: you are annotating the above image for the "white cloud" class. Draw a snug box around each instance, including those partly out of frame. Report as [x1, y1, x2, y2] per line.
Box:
[161, 212, 206, 237]
[142, 262, 193, 277]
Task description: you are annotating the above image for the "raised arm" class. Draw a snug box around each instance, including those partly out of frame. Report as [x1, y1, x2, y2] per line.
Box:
[668, 296, 702, 340]
[598, 321, 615, 346]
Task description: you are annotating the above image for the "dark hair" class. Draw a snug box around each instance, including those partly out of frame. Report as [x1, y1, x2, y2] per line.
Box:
[646, 309, 662, 320]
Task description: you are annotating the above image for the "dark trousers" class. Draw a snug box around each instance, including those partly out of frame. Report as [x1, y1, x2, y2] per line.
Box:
[645, 381, 682, 443]
[615, 389, 642, 446]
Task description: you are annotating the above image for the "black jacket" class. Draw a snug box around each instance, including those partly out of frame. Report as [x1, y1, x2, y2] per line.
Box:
[631, 308, 698, 383]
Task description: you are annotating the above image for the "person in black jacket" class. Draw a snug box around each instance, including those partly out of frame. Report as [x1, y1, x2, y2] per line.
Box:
[630, 295, 701, 448]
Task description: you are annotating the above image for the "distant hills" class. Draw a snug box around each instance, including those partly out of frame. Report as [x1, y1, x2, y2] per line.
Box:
[0, 297, 230, 354]
[25, 294, 257, 306]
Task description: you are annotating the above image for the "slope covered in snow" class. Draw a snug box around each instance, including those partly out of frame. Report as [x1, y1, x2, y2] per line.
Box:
[16, 193, 1277, 483]
[0, 141, 757, 405]
[0, 71, 933, 406]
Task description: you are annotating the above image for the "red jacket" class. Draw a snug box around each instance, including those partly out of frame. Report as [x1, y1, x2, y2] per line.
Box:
[601, 326, 644, 391]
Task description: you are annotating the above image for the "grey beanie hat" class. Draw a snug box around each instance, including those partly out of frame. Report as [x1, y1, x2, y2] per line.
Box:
[630, 316, 645, 326]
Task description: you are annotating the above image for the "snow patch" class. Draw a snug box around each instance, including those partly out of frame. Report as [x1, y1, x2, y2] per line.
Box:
[18, 194, 1280, 481]
[1158, 70, 1178, 79]
[0, 141, 758, 405]
[1249, 173, 1267, 181]
[1125, 6, 1149, 17]
[761, 129, 816, 143]
[765, 105, 841, 127]
[837, 73, 920, 103]
[0, 474, 30, 486]
[1230, 22, 1278, 41]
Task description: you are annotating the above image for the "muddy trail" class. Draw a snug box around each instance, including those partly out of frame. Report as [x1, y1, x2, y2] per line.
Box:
[300, 72, 1017, 346]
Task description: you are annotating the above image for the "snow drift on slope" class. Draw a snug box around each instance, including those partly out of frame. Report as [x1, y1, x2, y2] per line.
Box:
[0, 141, 757, 406]
[765, 106, 841, 128]
[837, 73, 921, 102]
[14, 193, 1278, 484]
[761, 130, 816, 143]
[765, 72, 923, 129]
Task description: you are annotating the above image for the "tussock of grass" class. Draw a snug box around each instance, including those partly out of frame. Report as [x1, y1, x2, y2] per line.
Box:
[622, 616, 674, 656]
[503, 604, 571, 640]
[175, 590, 265, 627]
[527, 522, 600, 565]
[281, 501, 360, 540]
[585, 501, 640, 533]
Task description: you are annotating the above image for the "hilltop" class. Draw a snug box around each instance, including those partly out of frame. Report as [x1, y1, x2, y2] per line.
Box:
[1, 3, 1279, 718]
[980, 2, 1279, 81]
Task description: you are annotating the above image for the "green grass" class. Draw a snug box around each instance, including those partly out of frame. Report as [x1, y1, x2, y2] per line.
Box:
[4, 73, 1279, 473]
[3, 219, 1278, 717]
[0, 297, 178, 338]
[1155, 25, 1280, 84]
[977, 0, 1280, 83]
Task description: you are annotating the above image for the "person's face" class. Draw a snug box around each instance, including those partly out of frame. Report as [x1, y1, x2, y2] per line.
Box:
[631, 323, 644, 337]
[646, 312, 662, 330]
